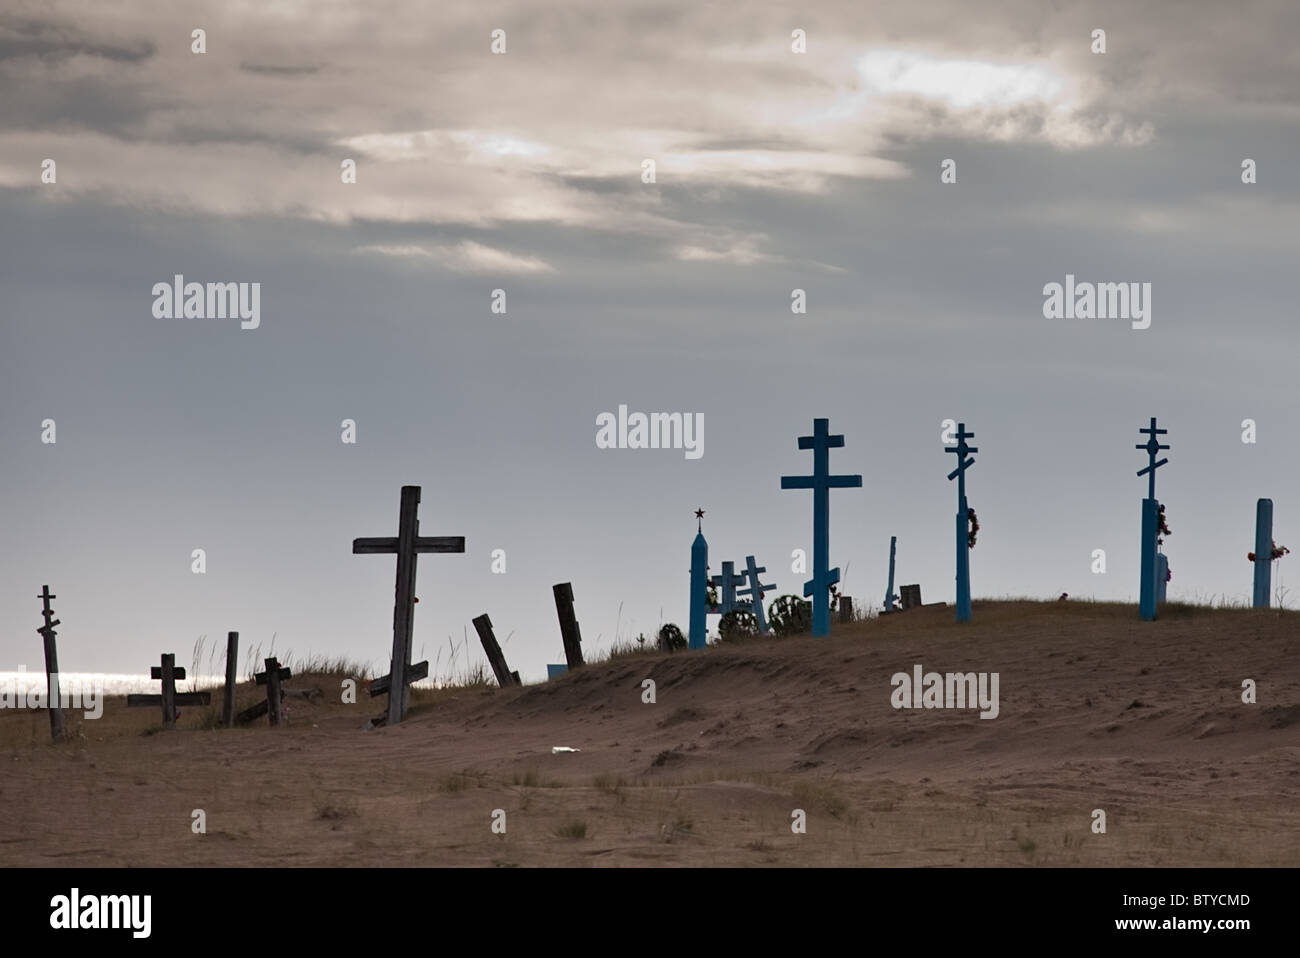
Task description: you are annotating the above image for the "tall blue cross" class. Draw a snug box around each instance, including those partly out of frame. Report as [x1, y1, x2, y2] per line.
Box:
[737, 555, 776, 633]
[945, 422, 978, 622]
[1135, 417, 1169, 621]
[710, 561, 746, 616]
[780, 418, 862, 636]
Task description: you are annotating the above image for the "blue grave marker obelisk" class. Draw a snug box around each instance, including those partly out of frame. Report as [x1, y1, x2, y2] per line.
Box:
[1135, 417, 1170, 621]
[1253, 498, 1274, 608]
[738, 555, 776, 633]
[688, 509, 710, 649]
[882, 535, 899, 613]
[710, 561, 746, 615]
[780, 418, 862, 637]
[945, 423, 978, 622]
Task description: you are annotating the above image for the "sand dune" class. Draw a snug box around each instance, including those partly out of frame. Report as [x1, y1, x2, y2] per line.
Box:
[3, 601, 1297, 866]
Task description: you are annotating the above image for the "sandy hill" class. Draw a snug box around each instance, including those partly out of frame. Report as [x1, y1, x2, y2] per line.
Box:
[3, 600, 1297, 866]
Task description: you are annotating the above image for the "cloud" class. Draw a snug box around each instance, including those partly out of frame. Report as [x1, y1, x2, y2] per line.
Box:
[353, 240, 553, 274]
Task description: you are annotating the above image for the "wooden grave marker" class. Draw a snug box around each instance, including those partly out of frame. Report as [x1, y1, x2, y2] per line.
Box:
[473, 613, 521, 688]
[222, 631, 239, 727]
[256, 657, 291, 726]
[353, 485, 464, 725]
[553, 582, 585, 669]
[900, 584, 922, 610]
[36, 585, 65, 742]
[126, 653, 210, 729]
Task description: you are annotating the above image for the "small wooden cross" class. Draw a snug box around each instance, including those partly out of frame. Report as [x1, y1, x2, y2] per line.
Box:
[735, 556, 775, 632]
[126, 653, 211, 729]
[353, 485, 464, 725]
[254, 657, 292, 727]
[710, 561, 747, 616]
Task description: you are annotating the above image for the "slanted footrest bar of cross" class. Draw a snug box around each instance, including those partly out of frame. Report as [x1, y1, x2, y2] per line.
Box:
[369, 660, 429, 696]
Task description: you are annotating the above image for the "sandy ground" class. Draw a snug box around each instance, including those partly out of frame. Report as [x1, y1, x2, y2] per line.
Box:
[3, 601, 1298, 866]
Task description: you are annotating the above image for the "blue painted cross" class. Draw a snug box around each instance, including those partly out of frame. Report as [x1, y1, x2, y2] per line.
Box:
[780, 418, 862, 636]
[945, 422, 978, 622]
[737, 555, 776, 633]
[1135, 417, 1170, 621]
[710, 561, 747, 616]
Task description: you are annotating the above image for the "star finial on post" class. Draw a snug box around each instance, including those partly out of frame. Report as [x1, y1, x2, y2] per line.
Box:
[694, 507, 705, 531]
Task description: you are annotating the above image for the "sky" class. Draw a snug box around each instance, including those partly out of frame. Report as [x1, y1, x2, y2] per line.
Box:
[2, 1, 1298, 683]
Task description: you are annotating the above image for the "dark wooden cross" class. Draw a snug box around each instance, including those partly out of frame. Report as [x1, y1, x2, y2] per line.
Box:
[126, 653, 211, 729]
[37, 585, 65, 742]
[353, 485, 464, 726]
[473, 613, 522, 688]
[255, 657, 292, 726]
[780, 418, 862, 636]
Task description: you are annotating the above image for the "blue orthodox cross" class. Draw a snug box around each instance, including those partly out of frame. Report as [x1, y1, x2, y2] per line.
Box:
[710, 561, 747, 616]
[1135, 417, 1169, 501]
[737, 555, 776, 633]
[780, 418, 862, 636]
[945, 423, 978, 622]
[1135, 418, 1169, 620]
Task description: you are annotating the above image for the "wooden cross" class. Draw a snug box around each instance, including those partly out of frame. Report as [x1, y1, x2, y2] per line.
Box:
[882, 536, 899, 612]
[254, 657, 292, 726]
[710, 561, 747, 616]
[1135, 416, 1169, 501]
[126, 653, 211, 729]
[553, 582, 585, 669]
[736, 555, 775, 633]
[780, 418, 862, 636]
[37, 585, 65, 742]
[473, 613, 522, 688]
[353, 485, 464, 726]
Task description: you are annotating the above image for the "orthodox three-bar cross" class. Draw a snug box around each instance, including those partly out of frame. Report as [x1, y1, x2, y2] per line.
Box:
[353, 485, 464, 725]
[780, 418, 862, 637]
[1135, 418, 1169, 620]
[710, 561, 747, 616]
[1135, 417, 1169, 501]
[945, 423, 978, 622]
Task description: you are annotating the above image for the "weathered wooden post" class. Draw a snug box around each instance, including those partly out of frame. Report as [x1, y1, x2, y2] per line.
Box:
[882, 536, 899, 613]
[127, 654, 210, 728]
[780, 418, 863, 636]
[1155, 553, 1169, 604]
[900, 584, 922, 610]
[37, 585, 65, 742]
[222, 631, 238, 727]
[553, 582, 585, 668]
[737, 555, 776, 634]
[473, 613, 521, 687]
[688, 510, 710, 650]
[710, 561, 746, 616]
[944, 423, 978, 623]
[255, 657, 291, 726]
[353, 485, 465, 725]
[1135, 418, 1170, 621]
[1253, 498, 1274, 608]
[838, 596, 853, 623]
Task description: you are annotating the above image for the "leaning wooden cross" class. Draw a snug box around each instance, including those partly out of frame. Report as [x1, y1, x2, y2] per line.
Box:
[37, 585, 66, 742]
[237, 656, 292, 726]
[353, 485, 464, 726]
[126, 653, 211, 729]
[472, 613, 522, 688]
